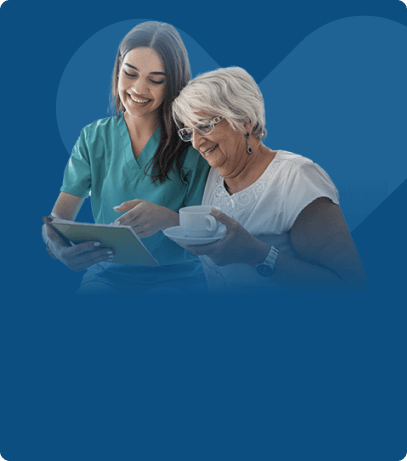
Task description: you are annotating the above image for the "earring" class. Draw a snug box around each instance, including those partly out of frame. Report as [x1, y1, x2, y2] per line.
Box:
[245, 132, 253, 154]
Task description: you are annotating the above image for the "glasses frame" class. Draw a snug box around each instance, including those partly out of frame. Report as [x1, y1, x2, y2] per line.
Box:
[177, 116, 223, 142]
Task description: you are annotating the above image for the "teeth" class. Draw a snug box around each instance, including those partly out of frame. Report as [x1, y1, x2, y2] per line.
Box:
[130, 94, 150, 103]
[203, 145, 217, 155]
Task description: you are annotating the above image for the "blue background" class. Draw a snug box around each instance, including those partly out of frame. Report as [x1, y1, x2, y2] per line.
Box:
[0, 0, 406, 460]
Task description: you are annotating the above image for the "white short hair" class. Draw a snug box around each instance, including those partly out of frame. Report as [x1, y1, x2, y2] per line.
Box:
[172, 67, 267, 139]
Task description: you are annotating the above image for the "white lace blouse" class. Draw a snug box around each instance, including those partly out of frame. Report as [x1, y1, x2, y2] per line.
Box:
[200, 150, 340, 292]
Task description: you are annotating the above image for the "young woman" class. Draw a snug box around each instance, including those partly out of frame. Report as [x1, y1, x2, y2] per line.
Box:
[42, 22, 210, 294]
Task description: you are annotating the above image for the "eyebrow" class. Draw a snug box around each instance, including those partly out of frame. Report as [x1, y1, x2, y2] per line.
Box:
[124, 63, 166, 76]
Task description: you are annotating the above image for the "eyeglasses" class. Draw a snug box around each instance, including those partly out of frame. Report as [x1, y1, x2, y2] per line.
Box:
[177, 116, 222, 142]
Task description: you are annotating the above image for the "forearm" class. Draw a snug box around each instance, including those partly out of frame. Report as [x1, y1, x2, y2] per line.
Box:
[52, 192, 84, 221]
[43, 192, 85, 246]
[269, 250, 348, 288]
[203, 203, 367, 290]
[249, 242, 365, 289]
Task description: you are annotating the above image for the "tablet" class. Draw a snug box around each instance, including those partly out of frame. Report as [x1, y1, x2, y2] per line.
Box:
[43, 217, 159, 266]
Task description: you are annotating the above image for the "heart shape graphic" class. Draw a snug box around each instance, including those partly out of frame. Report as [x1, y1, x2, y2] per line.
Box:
[57, 17, 407, 232]
[260, 16, 407, 231]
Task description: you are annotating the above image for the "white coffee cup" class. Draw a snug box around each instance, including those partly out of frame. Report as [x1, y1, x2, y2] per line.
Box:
[179, 205, 221, 237]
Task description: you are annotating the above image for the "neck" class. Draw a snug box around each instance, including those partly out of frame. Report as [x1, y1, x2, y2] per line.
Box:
[223, 143, 276, 195]
[124, 110, 161, 139]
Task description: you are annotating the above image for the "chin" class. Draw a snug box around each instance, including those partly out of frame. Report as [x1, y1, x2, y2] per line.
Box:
[126, 106, 157, 119]
[206, 155, 225, 170]
[208, 161, 220, 169]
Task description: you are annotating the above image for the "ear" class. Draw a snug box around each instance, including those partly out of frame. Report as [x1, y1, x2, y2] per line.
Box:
[243, 118, 253, 134]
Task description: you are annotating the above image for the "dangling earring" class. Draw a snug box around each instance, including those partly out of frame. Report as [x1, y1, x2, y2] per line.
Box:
[245, 132, 253, 155]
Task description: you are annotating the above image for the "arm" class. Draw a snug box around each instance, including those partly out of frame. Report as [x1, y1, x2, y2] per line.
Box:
[111, 148, 209, 238]
[112, 199, 179, 239]
[186, 199, 367, 289]
[51, 191, 84, 220]
[266, 197, 367, 288]
[42, 192, 115, 271]
[42, 192, 84, 245]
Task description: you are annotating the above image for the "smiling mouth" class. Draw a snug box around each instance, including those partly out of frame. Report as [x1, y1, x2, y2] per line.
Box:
[202, 145, 218, 156]
[128, 93, 151, 104]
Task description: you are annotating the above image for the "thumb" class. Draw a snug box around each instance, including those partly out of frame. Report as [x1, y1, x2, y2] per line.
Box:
[113, 199, 144, 212]
[210, 208, 233, 227]
[45, 225, 70, 248]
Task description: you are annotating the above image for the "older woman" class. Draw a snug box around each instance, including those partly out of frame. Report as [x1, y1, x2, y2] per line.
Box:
[171, 67, 367, 291]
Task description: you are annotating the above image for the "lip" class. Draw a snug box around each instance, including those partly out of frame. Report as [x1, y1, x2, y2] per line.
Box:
[128, 93, 151, 104]
[201, 144, 218, 156]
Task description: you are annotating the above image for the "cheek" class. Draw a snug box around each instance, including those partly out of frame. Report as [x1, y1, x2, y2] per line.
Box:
[219, 135, 236, 155]
[150, 90, 166, 109]
[117, 79, 127, 95]
[229, 134, 244, 154]
[157, 87, 167, 103]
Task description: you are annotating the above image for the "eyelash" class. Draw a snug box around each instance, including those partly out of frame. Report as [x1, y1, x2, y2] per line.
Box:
[123, 71, 164, 85]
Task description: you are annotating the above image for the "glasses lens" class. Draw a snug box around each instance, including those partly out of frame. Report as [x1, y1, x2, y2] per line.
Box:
[178, 128, 192, 141]
[196, 122, 212, 135]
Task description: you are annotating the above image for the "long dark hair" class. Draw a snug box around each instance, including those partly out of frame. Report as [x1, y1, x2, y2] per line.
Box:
[111, 21, 191, 183]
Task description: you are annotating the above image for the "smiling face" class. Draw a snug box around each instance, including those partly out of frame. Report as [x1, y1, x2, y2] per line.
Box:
[118, 47, 167, 121]
[187, 114, 249, 178]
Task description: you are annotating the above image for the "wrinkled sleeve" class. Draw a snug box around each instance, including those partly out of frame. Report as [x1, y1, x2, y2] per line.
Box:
[182, 147, 210, 207]
[283, 161, 340, 230]
[60, 128, 91, 198]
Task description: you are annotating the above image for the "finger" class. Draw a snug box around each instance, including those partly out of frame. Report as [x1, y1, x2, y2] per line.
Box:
[184, 242, 218, 255]
[44, 223, 68, 247]
[135, 228, 156, 239]
[113, 199, 144, 212]
[134, 232, 149, 239]
[77, 247, 114, 265]
[70, 250, 115, 272]
[114, 204, 144, 226]
[182, 245, 198, 254]
[65, 241, 107, 257]
[210, 208, 234, 228]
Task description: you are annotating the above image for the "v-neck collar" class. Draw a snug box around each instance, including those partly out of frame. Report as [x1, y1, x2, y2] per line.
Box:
[118, 115, 161, 171]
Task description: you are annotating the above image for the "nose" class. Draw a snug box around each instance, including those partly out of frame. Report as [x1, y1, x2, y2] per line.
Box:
[191, 130, 203, 149]
[131, 79, 149, 96]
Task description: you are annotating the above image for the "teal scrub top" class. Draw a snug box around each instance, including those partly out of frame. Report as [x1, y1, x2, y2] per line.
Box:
[61, 116, 210, 290]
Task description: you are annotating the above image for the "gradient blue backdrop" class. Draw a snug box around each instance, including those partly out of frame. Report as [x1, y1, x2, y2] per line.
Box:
[0, 1, 406, 460]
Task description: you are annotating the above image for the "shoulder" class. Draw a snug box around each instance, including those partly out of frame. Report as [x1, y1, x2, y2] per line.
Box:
[80, 116, 120, 142]
[276, 151, 339, 229]
[72, 116, 121, 161]
[260, 150, 316, 187]
[82, 115, 118, 131]
[275, 150, 314, 172]
[277, 151, 335, 188]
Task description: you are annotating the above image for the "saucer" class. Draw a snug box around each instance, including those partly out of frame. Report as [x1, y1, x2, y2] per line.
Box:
[163, 225, 226, 246]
